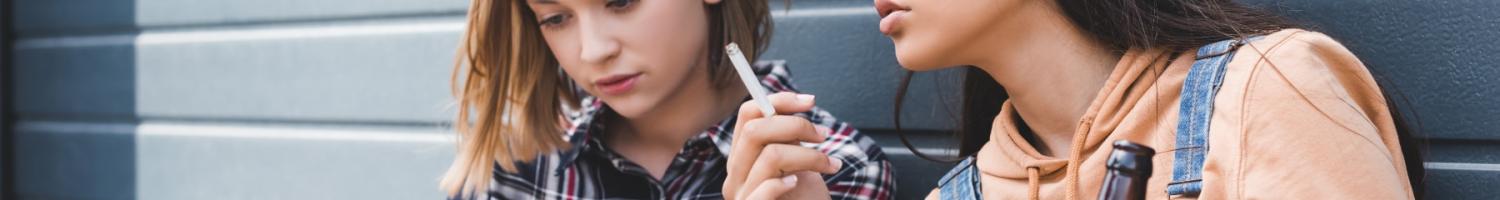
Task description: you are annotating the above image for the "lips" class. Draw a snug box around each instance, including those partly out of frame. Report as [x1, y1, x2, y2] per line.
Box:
[594, 73, 641, 95]
[874, 0, 907, 18]
[874, 0, 910, 35]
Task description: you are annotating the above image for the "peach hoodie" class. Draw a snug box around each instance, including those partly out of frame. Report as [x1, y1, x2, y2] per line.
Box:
[941, 29, 1414, 199]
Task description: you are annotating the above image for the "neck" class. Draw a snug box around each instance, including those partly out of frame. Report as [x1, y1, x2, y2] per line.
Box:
[968, 2, 1119, 157]
[611, 74, 747, 151]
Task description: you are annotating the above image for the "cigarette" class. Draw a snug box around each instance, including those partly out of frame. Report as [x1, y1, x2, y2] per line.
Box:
[725, 43, 777, 117]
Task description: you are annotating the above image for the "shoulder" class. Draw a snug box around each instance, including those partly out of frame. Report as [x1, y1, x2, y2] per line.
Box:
[1225, 29, 1389, 120]
[1215, 29, 1396, 145]
[1233, 29, 1371, 82]
[1236, 29, 1366, 73]
[1204, 30, 1412, 198]
[1231, 29, 1366, 77]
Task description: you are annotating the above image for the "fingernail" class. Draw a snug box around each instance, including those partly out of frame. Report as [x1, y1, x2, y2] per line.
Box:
[816, 126, 832, 137]
[796, 94, 816, 104]
[781, 174, 798, 186]
[828, 157, 843, 171]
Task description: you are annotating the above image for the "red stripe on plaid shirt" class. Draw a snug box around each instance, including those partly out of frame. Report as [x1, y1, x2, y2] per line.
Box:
[566, 167, 577, 200]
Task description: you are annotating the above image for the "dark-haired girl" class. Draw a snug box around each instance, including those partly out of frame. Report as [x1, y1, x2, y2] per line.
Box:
[876, 0, 1423, 198]
[734, 0, 1419, 198]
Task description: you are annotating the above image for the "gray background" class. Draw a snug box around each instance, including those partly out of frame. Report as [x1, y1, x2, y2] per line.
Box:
[2, 0, 1495, 199]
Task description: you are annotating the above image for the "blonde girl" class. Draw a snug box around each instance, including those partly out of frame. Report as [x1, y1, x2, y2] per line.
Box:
[441, 0, 894, 199]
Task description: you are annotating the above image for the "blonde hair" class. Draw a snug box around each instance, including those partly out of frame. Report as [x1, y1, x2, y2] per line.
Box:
[442, 0, 774, 198]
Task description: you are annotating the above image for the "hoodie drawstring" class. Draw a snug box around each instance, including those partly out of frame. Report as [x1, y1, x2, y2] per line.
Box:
[1027, 166, 1041, 200]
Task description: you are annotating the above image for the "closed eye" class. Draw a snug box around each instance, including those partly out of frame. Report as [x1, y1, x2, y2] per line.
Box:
[604, 0, 635, 10]
[538, 13, 570, 28]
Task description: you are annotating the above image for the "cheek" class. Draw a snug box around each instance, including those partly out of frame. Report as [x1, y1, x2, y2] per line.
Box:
[618, 3, 710, 88]
[544, 28, 583, 71]
[621, 6, 708, 69]
[559, 65, 592, 92]
[544, 33, 594, 92]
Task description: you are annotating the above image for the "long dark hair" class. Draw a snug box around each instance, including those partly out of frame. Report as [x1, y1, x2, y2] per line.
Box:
[890, 0, 1426, 197]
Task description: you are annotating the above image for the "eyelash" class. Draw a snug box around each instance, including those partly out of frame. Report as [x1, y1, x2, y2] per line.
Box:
[539, 14, 569, 28]
[537, 0, 636, 29]
[604, 0, 634, 9]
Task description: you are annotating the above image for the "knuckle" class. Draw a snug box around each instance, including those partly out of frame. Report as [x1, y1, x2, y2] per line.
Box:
[757, 148, 784, 163]
[738, 102, 761, 114]
[800, 121, 818, 134]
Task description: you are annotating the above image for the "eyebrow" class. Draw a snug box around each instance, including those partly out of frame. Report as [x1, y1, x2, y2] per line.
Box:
[529, 0, 557, 4]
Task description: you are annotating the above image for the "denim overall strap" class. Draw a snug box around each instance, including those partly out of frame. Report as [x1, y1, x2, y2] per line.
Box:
[1166, 36, 1259, 196]
[938, 157, 983, 200]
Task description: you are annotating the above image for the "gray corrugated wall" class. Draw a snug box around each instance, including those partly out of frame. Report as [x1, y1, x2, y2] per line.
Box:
[5, 0, 1497, 199]
[11, 0, 465, 199]
[1, 0, 9, 197]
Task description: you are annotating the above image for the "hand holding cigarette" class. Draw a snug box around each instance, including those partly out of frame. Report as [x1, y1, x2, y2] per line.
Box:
[722, 43, 839, 200]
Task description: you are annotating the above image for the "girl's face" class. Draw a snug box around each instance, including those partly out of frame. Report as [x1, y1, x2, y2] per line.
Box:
[530, 0, 716, 118]
[876, 0, 1028, 71]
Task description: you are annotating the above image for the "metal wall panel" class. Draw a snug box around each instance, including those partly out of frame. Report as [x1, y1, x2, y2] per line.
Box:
[10, 0, 468, 199]
[5, 0, 1495, 199]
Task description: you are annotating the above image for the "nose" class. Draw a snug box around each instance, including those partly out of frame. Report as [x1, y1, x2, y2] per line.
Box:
[578, 16, 620, 65]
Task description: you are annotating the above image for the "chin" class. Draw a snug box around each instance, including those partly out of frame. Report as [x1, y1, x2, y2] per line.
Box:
[598, 96, 654, 119]
[891, 33, 969, 72]
[893, 46, 946, 71]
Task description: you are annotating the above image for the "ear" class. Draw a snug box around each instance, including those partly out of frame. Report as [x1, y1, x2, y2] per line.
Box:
[704, 0, 722, 5]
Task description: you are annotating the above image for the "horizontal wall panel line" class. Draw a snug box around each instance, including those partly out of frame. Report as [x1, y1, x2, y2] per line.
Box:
[139, 116, 449, 129]
[139, 121, 453, 143]
[15, 16, 465, 50]
[12, 8, 468, 38]
[1426, 162, 1500, 172]
[14, 120, 137, 135]
[881, 146, 958, 157]
[13, 119, 454, 143]
[132, 10, 468, 33]
[12, 114, 451, 128]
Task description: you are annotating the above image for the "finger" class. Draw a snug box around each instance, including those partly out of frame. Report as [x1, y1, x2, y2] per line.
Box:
[778, 172, 833, 199]
[726, 117, 824, 196]
[727, 100, 771, 197]
[765, 92, 817, 114]
[734, 93, 816, 130]
[738, 144, 840, 200]
[765, 144, 842, 174]
[815, 126, 832, 137]
[742, 175, 798, 200]
[742, 117, 826, 145]
[728, 92, 819, 181]
[731, 92, 818, 146]
[739, 144, 842, 197]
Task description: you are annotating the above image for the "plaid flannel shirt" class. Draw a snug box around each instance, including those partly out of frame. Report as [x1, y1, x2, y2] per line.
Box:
[485, 61, 894, 200]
